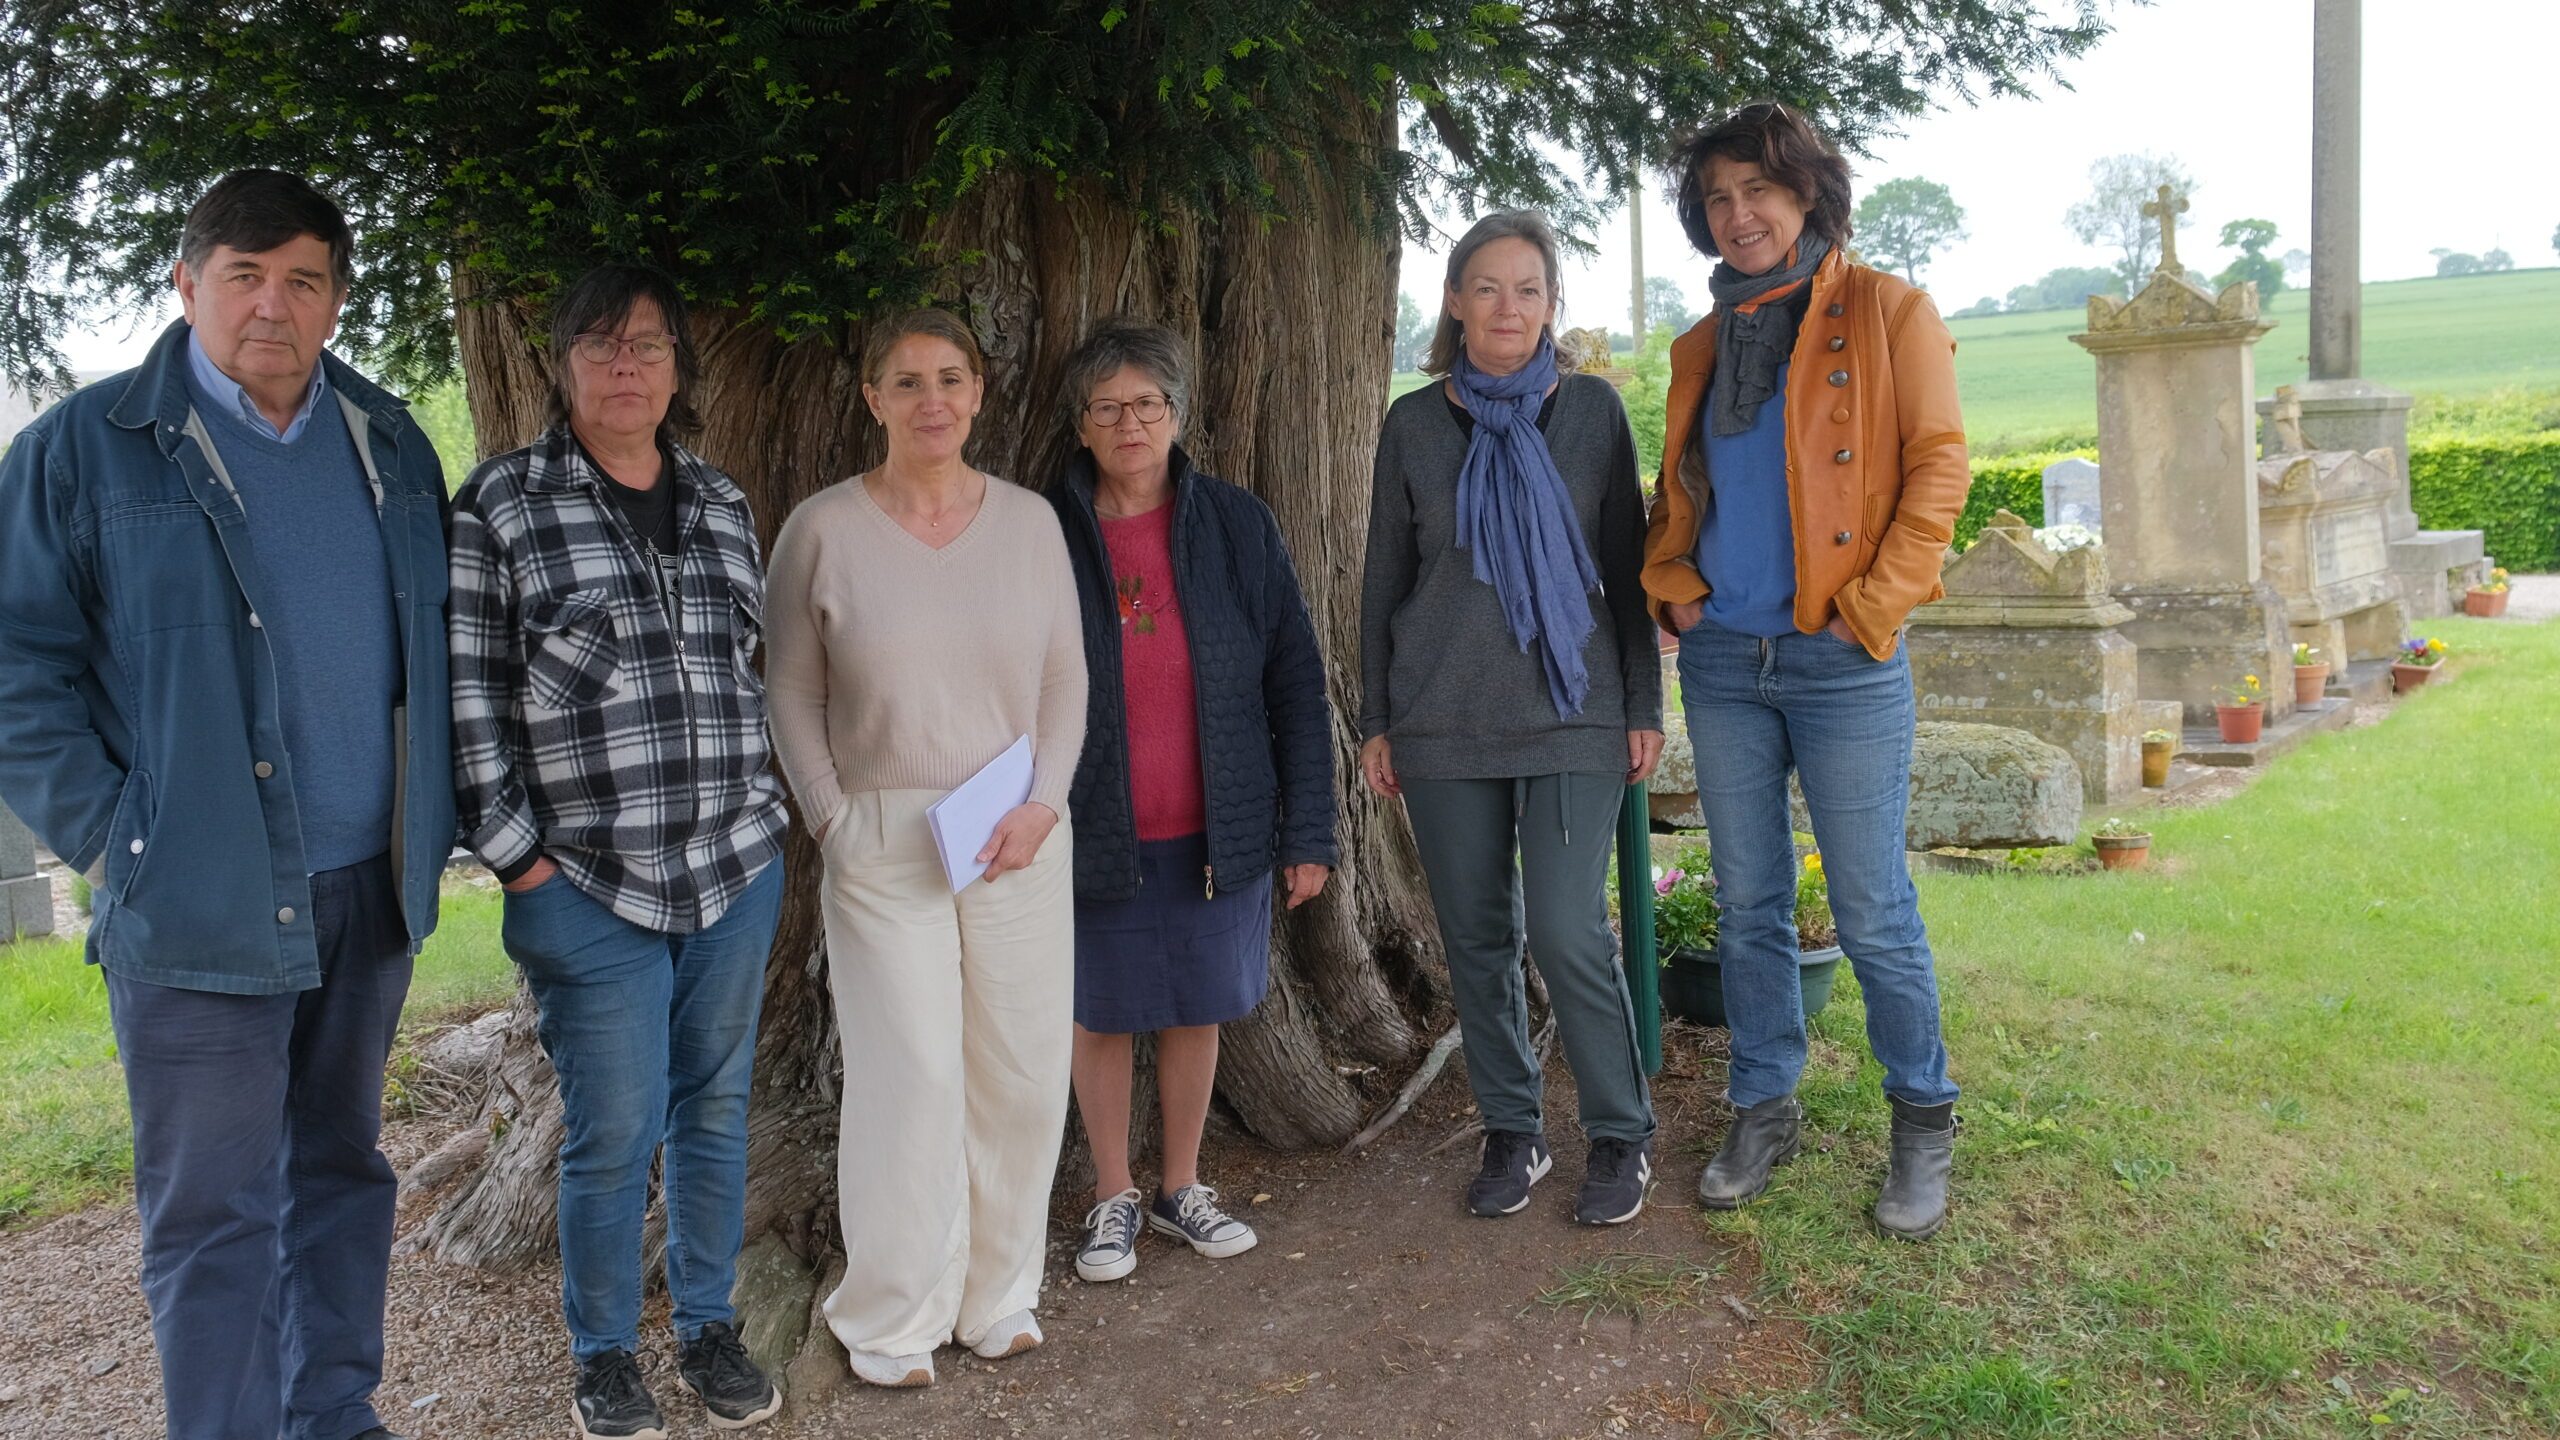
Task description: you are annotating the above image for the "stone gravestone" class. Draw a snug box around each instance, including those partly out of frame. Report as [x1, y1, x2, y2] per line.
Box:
[2040, 457, 2103, 534]
[2069, 186, 2294, 725]
[1, 802, 53, 940]
[2256, 384, 2484, 618]
[1907, 509, 2143, 802]
[2256, 447, 2407, 665]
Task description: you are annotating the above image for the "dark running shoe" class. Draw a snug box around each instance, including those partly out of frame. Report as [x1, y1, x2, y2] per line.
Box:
[573, 1349, 667, 1440]
[1466, 1129, 1553, 1217]
[678, 1320, 783, 1429]
[1575, 1136, 1654, 1225]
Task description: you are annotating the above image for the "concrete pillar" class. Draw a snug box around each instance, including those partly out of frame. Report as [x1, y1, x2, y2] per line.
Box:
[2308, 0, 2360, 381]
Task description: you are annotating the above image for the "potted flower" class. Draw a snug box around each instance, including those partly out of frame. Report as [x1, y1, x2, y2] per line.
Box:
[2392, 636, 2447, 693]
[2215, 672, 2267, 744]
[2290, 642, 2329, 706]
[2140, 727, 2176, 788]
[2464, 567, 2510, 618]
[2091, 816, 2153, 871]
[1654, 845, 1843, 1029]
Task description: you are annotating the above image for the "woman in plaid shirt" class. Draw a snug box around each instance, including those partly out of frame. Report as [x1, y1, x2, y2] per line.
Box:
[447, 264, 789, 1438]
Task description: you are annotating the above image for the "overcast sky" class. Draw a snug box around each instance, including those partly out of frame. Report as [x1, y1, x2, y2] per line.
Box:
[53, 0, 2556, 372]
[1404, 0, 2559, 334]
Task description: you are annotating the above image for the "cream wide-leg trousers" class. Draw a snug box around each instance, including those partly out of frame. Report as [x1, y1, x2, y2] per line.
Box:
[818, 788, 1075, 1357]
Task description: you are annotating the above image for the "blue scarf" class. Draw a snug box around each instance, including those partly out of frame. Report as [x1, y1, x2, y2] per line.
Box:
[1450, 336, 1601, 719]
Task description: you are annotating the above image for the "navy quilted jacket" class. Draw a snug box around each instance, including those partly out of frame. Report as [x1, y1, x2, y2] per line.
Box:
[1050, 446, 1338, 903]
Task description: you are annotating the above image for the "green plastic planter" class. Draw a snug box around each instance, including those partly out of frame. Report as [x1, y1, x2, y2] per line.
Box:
[1658, 944, 1844, 1029]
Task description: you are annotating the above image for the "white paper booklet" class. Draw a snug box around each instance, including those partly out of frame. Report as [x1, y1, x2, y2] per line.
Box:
[924, 734, 1034, 894]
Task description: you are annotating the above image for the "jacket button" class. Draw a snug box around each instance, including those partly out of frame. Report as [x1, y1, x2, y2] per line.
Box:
[1828, 369, 1849, 388]
[254, 761, 275, 779]
[130, 838, 145, 854]
[248, 613, 263, 628]
[1832, 407, 1849, 423]
[1835, 449, 1853, 463]
[1827, 302, 1845, 317]
[277, 906, 296, 925]
[1828, 336, 1846, 352]
[1835, 530, 1854, 545]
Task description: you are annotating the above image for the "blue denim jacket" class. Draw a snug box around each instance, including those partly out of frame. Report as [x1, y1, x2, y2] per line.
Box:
[0, 320, 456, 994]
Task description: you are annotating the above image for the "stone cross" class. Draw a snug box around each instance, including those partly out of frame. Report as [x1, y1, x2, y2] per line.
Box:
[2267, 385, 2309, 454]
[2141, 184, 2189, 278]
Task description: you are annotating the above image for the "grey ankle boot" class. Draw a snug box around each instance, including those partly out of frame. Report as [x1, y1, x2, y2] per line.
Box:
[1697, 1095, 1803, 1209]
[1874, 1097, 1957, 1240]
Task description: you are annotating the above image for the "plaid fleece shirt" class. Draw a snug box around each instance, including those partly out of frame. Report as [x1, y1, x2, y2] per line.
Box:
[448, 424, 787, 933]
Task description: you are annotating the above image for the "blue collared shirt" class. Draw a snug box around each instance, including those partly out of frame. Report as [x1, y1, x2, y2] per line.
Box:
[185, 328, 328, 444]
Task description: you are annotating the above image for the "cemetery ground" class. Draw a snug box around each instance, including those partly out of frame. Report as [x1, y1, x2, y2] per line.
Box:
[0, 612, 2553, 1437]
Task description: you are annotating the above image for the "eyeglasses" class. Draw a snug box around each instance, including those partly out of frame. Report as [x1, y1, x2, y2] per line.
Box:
[1082, 394, 1171, 427]
[571, 332, 676, 366]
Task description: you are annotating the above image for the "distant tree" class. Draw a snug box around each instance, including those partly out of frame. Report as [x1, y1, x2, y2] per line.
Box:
[2213, 218, 2284, 298]
[1393, 291, 1435, 372]
[2003, 265, 2125, 313]
[2281, 247, 2311, 284]
[1643, 275, 1699, 333]
[2481, 248, 2514, 273]
[2552, 221, 2559, 260]
[1853, 176, 1967, 287]
[1950, 296, 2004, 318]
[2065, 152, 2198, 294]
[2433, 248, 2483, 278]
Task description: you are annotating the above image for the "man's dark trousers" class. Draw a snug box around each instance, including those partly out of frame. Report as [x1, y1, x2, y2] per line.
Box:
[104, 854, 413, 1440]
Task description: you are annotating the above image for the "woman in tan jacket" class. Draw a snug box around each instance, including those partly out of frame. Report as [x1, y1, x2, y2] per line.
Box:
[1642, 102, 1969, 1240]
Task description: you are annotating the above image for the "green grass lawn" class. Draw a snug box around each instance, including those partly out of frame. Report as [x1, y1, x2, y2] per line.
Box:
[0, 884, 516, 1226]
[1694, 611, 2559, 1436]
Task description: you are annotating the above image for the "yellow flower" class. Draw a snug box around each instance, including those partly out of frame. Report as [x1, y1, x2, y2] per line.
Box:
[2428, 638, 2446, 653]
[1803, 853, 1823, 873]
[2244, 674, 2259, 687]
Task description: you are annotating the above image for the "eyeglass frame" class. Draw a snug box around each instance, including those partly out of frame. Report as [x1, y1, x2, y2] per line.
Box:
[570, 331, 678, 366]
[1079, 393, 1173, 428]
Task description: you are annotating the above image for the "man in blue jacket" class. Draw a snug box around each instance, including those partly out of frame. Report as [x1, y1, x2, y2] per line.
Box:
[0, 170, 454, 1440]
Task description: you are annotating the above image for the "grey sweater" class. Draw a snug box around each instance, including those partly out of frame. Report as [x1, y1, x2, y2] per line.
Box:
[1359, 374, 1663, 781]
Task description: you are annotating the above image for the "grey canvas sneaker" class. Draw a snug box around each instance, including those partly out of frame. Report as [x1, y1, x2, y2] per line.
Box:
[1077, 1188, 1145, 1281]
[1149, 1184, 1259, 1259]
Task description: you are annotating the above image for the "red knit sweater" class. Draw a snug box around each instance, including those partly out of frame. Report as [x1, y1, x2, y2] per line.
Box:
[1099, 503, 1205, 840]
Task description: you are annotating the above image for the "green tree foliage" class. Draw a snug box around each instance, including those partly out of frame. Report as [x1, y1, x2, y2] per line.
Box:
[2434, 249, 2484, 278]
[1642, 275, 1697, 333]
[2481, 248, 2514, 273]
[1392, 291, 1433, 370]
[2064, 151, 2197, 294]
[2003, 265, 2123, 313]
[1852, 175, 1965, 286]
[0, 1, 2111, 390]
[2213, 217, 2283, 299]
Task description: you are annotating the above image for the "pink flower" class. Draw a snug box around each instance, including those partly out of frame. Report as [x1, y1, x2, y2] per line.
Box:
[1656, 869, 1682, 895]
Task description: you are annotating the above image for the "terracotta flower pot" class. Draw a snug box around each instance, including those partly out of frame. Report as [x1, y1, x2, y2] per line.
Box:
[2215, 702, 2265, 744]
[2093, 834, 2152, 871]
[2464, 588, 2508, 618]
[2140, 740, 2173, 788]
[2292, 663, 2330, 706]
[2392, 662, 2435, 694]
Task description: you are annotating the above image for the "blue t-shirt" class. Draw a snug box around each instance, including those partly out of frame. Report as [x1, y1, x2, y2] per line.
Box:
[1691, 361, 1799, 637]
[184, 354, 401, 873]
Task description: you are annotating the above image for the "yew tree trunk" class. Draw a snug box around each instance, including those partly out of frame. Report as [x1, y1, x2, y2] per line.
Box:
[413, 128, 1444, 1276]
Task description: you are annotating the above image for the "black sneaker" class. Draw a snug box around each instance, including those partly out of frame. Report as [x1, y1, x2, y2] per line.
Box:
[1575, 1136, 1654, 1225]
[1465, 1129, 1553, 1217]
[678, 1320, 783, 1429]
[573, 1349, 667, 1440]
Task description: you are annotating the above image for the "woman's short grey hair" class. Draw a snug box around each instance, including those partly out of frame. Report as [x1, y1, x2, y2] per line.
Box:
[1057, 318, 1193, 435]
[546, 262, 704, 443]
[1424, 210, 1564, 377]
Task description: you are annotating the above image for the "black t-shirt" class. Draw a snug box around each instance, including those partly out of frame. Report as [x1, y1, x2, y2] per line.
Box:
[580, 439, 681, 626]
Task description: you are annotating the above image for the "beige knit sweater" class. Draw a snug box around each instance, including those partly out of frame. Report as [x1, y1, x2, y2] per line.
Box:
[765, 473, 1088, 834]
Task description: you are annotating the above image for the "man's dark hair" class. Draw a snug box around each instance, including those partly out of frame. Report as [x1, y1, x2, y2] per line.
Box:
[178, 169, 355, 292]
[1670, 102, 1856, 260]
[545, 263, 705, 442]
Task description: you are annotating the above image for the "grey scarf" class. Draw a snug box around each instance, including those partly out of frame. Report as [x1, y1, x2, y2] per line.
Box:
[1705, 236, 1832, 437]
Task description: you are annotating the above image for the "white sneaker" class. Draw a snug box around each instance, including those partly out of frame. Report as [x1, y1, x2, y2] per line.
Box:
[1076, 1189, 1144, 1282]
[845, 1347, 933, 1388]
[970, 1308, 1043, 1360]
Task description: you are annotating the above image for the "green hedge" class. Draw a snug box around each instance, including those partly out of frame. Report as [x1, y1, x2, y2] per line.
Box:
[1959, 437, 2560, 569]
[2409, 437, 2560, 572]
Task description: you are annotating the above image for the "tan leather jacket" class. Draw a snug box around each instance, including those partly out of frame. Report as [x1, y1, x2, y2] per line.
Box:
[1641, 250, 1971, 659]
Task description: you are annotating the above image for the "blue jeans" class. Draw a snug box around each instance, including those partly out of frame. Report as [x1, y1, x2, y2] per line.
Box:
[1676, 618, 1957, 1111]
[104, 854, 411, 1440]
[504, 859, 783, 1361]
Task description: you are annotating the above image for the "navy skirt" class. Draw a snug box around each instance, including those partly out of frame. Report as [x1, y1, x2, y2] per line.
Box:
[1073, 833, 1274, 1034]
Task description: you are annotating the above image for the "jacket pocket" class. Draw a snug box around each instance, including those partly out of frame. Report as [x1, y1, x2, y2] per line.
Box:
[1863, 489, 1896, 543]
[103, 769, 157, 905]
[521, 589, 621, 711]
[727, 577, 765, 693]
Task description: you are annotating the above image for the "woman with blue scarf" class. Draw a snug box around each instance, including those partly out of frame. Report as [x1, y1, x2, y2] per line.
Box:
[1359, 211, 1664, 1227]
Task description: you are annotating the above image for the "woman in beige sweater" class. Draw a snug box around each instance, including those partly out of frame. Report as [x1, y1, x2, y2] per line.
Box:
[764, 308, 1087, 1389]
